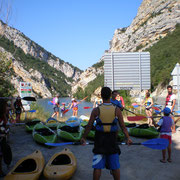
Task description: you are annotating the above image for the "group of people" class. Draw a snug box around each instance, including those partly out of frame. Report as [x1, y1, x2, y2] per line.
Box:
[51, 94, 84, 118]
[80, 85, 176, 180]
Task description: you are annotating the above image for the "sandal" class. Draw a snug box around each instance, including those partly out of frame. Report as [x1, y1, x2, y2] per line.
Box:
[167, 159, 172, 163]
[160, 159, 166, 163]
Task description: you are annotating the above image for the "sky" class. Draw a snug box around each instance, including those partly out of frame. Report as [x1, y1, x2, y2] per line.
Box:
[6, 0, 142, 70]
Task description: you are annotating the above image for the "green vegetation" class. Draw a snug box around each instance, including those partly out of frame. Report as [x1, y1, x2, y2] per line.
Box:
[73, 74, 104, 101]
[0, 36, 72, 96]
[0, 51, 16, 96]
[146, 23, 180, 90]
[92, 61, 104, 69]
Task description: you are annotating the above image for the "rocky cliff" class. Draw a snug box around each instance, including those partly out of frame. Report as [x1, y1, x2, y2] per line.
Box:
[0, 20, 82, 97]
[73, 0, 180, 100]
[109, 0, 180, 52]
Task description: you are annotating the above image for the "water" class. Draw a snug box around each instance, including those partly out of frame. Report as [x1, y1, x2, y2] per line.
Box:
[37, 97, 93, 119]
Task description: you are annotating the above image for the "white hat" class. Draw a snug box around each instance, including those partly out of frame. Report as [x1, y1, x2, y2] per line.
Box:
[72, 98, 75, 101]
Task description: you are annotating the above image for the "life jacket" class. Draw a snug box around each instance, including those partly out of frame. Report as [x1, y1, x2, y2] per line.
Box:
[52, 98, 56, 105]
[160, 116, 173, 133]
[166, 94, 173, 107]
[72, 102, 78, 109]
[93, 103, 120, 155]
[144, 97, 151, 107]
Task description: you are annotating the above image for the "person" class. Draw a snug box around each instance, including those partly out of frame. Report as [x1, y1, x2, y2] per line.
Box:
[110, 90, 123, 110]
[69, 98, 79, 117]
[165, 85, 176, 133]
[0, 98, 8, 177]
[93, 94, 102, 108]
[116, 93, 125, 107]
[152, 107, 174, 163]
[60, 103, 70, 117]
[13, 96, 24, 123]
[81, 87, 132, 180]
[51, 94, 60, 119]
[142, 92, 153, 126]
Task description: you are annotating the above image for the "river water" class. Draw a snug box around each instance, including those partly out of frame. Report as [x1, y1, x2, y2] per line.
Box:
[37, 97, 93, 119]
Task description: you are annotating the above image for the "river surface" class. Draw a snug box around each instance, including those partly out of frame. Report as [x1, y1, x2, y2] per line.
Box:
[37, 97, 93, 119]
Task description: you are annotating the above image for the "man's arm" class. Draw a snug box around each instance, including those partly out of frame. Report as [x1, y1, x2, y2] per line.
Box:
[81, 108, 98, 144]
[171, 99, 176, 112]
[116, 108, 132, 145]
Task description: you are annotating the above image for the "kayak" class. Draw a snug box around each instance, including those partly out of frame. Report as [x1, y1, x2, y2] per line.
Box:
[32, 123, 57, 144]
[4, 150, 45, 180]
[65, 116, 80, 127]
[43, 148, 77, 180]
[57, 123, 84, 142]
[79, 115, 89, 122]
[126, 123, 159, 138]
[46, 117, 59, 130]
[80, 121, 125, 141]
[25, 119, 41, 132]
[80, 121, 95, 139]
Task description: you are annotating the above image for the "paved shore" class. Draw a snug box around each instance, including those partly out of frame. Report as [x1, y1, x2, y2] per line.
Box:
[2, 124, 180, 180]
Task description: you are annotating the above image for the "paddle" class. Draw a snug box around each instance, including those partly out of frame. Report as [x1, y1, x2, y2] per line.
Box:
[124, 108, 146, 120]
[48, 101, 54, 105]
[45, 138, 169, 150]
[128, 115, 180, 121]
[83, 107, 92, 109]
[152, 107, 160, 111]
[28, 110, 36, 113]
[0, 96, 36, 101]
[63, 96, 89, 115]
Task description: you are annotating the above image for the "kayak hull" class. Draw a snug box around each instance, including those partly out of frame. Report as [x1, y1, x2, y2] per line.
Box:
[43, 148, 77, 180]
[33, 123, 57, 144]
[25, 119, 41, 132]
[4, 150, 45, 180]
[57, 123, 84, 142]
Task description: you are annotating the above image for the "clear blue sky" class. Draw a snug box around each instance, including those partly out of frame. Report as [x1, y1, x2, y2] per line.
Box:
[8, 0, 142, 70]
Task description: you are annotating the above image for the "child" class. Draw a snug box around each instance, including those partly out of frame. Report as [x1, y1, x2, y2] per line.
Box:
[152, 107, 174, 163]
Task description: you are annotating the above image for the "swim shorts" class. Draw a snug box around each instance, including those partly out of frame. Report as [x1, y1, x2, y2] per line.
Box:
[160, 134, 172, 144]
[92, 153, 120, 170]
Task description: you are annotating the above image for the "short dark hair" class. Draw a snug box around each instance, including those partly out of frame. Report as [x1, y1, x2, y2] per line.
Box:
[112, 90, 118, 94]
[146, 92, 150, 97]
[167, 85, 172, 89]
[101, 87, 112, 100]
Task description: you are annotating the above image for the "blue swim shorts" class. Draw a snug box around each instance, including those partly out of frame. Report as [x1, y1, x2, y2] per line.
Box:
[92, 153, 120, 170]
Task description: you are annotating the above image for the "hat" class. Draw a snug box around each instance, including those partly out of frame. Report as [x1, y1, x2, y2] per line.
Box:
[163, 107, 171, 115]
[72, 98, 75, 101]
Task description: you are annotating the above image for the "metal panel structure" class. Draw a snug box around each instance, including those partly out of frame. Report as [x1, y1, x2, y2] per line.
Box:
[104, 52, 151, 91]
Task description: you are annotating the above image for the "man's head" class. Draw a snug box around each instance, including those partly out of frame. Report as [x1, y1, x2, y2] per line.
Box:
[112, 90, 118, 100]
[101, 87, 112, 100]
[167, 85, 173, 95]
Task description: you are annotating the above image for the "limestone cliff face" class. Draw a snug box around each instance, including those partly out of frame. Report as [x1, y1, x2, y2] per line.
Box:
[73, 0, 180, 100]
[0, 46, 52, 97]
[109, 0, 180, 52]
[0, 20, 81, 81]
[71, 63, 103, 94]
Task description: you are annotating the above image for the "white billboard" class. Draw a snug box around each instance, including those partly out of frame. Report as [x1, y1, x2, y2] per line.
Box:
[104, 52, 151, 91]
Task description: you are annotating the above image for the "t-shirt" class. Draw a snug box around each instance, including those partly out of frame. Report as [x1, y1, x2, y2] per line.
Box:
[166, 94, 176, 110]
[157, 118, 174, 136]
[110, 99, 122, 108]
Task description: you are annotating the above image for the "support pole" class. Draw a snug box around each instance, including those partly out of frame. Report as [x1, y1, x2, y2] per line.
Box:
[177, 63, 180, 111]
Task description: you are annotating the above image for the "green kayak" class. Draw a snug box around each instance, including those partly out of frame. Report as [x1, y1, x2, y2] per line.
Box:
[46, 123, 59, 131]
[126, 123, 159, 138]
[81, 121, 125, 141]
[57, 123, 84, 142]
[25, 119, 41, 132]
[32, 123, 57, 144]
[80, 121, 95, 139]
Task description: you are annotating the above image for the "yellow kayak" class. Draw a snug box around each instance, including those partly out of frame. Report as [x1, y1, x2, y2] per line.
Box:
[43, 148, 77, 180]
[4, 150, 45, 180]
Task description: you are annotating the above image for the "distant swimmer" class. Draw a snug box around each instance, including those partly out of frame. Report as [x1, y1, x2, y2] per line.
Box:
[51, 94, 60, 119]
[93, 94, 102, 108]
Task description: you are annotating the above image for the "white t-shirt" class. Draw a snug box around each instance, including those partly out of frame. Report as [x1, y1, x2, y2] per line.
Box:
[166, 94, 176, 109]
[157, 118, 174, 136]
